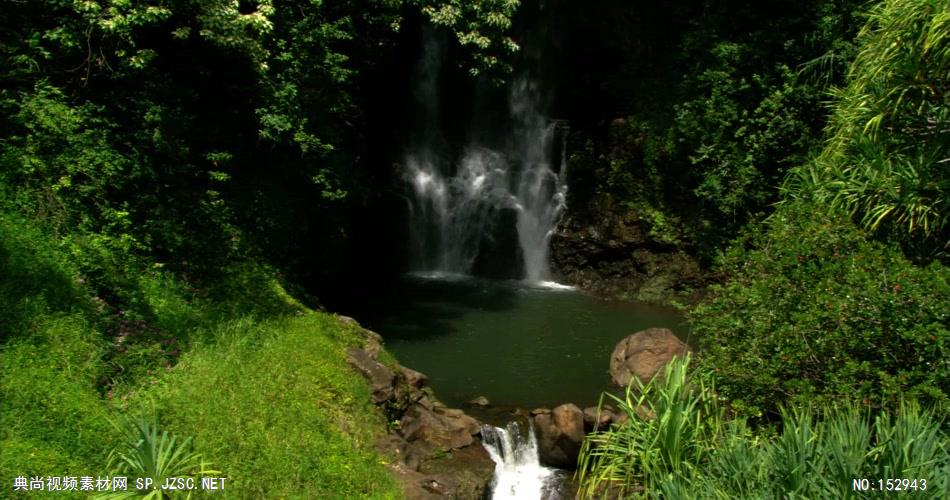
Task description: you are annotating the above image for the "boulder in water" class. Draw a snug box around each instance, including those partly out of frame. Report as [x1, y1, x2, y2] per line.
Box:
[400, 366, 429, 389]
[582, 406, 613, 431]
[466, 395, 490, 407]
[609, 327, 691, 388]
[534, 403, 585, 468]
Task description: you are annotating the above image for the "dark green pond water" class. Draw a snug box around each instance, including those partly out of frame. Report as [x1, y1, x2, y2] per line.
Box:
[345, 275, 688, 409]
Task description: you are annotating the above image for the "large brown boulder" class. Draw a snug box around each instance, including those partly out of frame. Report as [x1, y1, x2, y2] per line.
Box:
[399, 405, 481, 451]
[610, 328, 691, 388]
[381, 441, 495, 499]
[534, 403, 585, 468]
[582, 406, 614, 431]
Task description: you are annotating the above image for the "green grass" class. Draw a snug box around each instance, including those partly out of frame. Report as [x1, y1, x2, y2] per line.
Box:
[0, 211, 402, 498]
[0, 214, 115, 497]
[124, 313, 400, 498]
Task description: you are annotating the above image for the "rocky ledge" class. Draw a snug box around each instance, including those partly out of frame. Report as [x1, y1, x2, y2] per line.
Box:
[341, 317, 494, 499]
[550, 213, 708, 303]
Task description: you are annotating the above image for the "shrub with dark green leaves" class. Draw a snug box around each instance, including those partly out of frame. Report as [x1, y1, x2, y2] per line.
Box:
[691, 202, 950, 419]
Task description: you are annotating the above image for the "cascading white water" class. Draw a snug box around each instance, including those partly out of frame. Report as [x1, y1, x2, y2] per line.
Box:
[405, 29, 451, 272]
[406, 152, 449, 271]
[407, 146, 518, 274]
[481, 421, 556, 499]
[510, 77, 569, 283]
[404, 37, 568, 282]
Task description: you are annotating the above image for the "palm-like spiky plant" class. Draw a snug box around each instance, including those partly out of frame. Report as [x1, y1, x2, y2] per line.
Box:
[575, 354, 723, 498]
[96, 417, 218, 499]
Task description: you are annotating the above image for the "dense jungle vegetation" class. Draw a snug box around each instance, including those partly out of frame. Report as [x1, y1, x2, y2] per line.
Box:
[1, 0, 947, 497]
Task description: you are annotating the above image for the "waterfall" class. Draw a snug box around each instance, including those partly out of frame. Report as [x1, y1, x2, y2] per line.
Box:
[481, 421, 557, 499]
[510, 77, 569, 283]
[405, 29, 451, 272]
[404, 34, 568, 282]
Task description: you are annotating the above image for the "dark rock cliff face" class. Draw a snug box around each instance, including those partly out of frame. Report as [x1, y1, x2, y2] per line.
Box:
[548, 114, 715, 302]
[551, 211, 707, 303]
[472, 206, 525, 280]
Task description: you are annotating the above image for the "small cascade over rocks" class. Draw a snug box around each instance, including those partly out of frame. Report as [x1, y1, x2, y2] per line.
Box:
[481, 421, 557, 499]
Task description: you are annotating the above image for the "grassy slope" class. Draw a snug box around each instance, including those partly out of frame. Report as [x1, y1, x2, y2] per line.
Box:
[0, 213, 115, 490]
[0, 212, 401, 498]
[128, 313, 401, 498]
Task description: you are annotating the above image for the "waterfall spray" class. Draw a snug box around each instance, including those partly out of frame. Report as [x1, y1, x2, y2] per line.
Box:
[481, 421, 556, 499]
[403, 64, 568, 281]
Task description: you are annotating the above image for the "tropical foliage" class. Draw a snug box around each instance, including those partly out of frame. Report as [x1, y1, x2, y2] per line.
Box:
[786, 0, 950, 253]
[577, 357, 950, 499]
[691, 203, 950, 419]
[577, 355, 720, 498]
[560, 0, 863, 255]
[98, 417, 217, 500]
[578, 0, 950, 495]
[1, 1, 519, 494]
